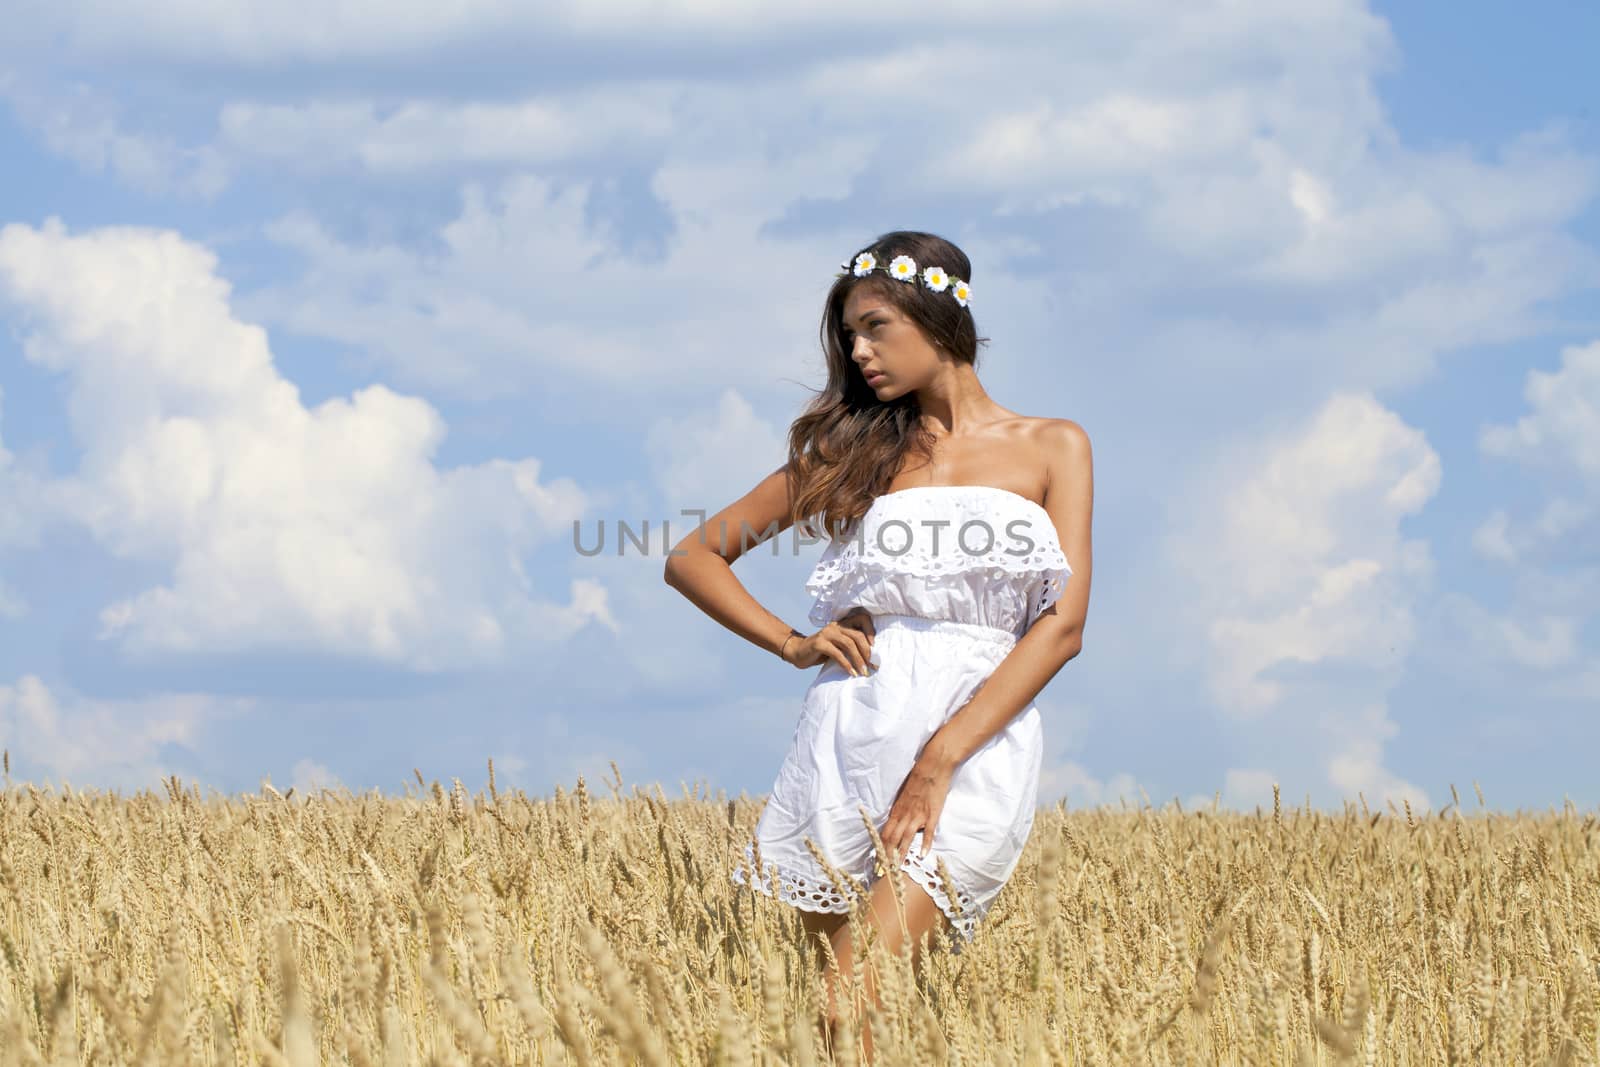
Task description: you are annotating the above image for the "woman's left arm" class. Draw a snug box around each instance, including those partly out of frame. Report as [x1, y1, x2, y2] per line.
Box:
[922, 418, 1094, 772]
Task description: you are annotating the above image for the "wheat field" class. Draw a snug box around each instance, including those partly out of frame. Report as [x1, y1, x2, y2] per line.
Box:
[0, 755, 1594, 1066]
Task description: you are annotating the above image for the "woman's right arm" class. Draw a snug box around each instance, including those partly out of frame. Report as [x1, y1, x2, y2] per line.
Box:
[662, 465, 874, 675]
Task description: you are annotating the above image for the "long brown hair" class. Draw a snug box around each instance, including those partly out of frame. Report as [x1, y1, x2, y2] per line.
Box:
[787, 230, 988, 539]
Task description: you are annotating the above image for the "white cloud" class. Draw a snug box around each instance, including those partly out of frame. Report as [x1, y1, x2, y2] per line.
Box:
[1471, 509, 1517, 563]
[1481, 339, 1600, 481]
[0, 392, 29, 621]
[645, 388, 787, 510]
[1220, 768, 1279, 811]
[8, 0, 1067, 65]
[1440, 595, 1581, 671]
[1497, 615, 1580, 670]
[196, 6, 1598, 423]
[1178, 392, 1439, 715]
[1320, 702, 1429, 812]
[218, 90, 680, 175]
[0, 387, 54, 626]
[486, 753, 529, 790]
[0, 673, 247, 790]
[1473, 498, 1596, 565]
[1179, 769, 1281, 813]
[289, 757, 344, 795]
[0, 217, 609, 670]
[1453, 336, 1600, 699]
[1040, 758, 1143, 810]
[242, 149, 869, 400]
[1189, 766, 1426, 815]
[1166, 391, 1438, 808]
[1, 0, 1597, 807]
[1, 77, 228, 198]
[1031, 700, 1144, 809]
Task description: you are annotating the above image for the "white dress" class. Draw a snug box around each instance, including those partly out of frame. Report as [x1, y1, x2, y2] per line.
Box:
[729, 484, 1073, 952]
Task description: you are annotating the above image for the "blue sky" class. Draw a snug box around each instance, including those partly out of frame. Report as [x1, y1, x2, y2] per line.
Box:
[0, 1, 1596, 811]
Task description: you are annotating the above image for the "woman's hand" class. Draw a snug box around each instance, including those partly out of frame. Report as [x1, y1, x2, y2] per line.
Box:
[781, 607, 876, 675]
[881, 754, 952, 867]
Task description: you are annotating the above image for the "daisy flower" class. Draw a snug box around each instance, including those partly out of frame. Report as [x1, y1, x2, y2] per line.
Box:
[853, 252, 877, 276]
[951, 278, 971, 307]
[888, 254, 918, 281]
[922, 265, 950, 291]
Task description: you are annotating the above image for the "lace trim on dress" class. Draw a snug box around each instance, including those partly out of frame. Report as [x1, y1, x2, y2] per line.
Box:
[899, 848, 985, 947]
[804, 487, 1072, 630]
[731, 842, 987, 951]
[731, 842, 864, 913]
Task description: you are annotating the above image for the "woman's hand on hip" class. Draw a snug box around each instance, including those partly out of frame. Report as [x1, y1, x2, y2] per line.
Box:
[782, 607, 876, 675]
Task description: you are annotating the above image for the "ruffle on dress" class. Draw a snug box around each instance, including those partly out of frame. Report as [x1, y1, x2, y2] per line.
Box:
[803, 485, 1071, 633]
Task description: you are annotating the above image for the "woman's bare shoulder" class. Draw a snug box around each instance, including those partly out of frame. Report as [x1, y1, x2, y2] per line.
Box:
[971, 415, 1088, 504]
[1013, 413, 1086, 431]
[1008, 414, 1090, 451]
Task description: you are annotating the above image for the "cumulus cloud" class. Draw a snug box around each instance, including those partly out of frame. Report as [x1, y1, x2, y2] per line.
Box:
[1177, 772, 1313, 814]
[645, 388, 788, 510]
[0, 389, 24, 618]
[1166, 391, 1438, 809]
[0, 385, 56, 620]
[3, 1, 1592, 415]
[243, 148, 870, 402]
[190, 3, 1597, 433]
[218, 90, 681, 175]
[1450, 337, 1600, 697]
[1481, 339, 1600, 481]
[1474, 338, 1600, 614]
[0, 78, 227, 198]
[0, 673, 248, 790]
[2, 0, 1597, 806]
[0, 217, 609, 671]
[1029, 700, 1145, 809]
[7, 0, 1065, 65]
[1179, 392, 1439, 715]
[1040, 759, 1143, 810]
[0, 385, 44, 554]
[289, 757, 344, 795]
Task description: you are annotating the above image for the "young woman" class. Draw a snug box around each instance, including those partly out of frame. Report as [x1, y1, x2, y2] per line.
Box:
[664, 230, 1093, 1053]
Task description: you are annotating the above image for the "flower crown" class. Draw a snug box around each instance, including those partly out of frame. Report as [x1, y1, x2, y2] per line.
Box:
[834, 251, 972, 308]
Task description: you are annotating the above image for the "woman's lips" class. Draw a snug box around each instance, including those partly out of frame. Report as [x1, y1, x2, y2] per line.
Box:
[865, 372, 886, 385]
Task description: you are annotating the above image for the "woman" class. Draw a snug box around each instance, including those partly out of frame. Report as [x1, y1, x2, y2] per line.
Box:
[664, 230, 1093, 1055]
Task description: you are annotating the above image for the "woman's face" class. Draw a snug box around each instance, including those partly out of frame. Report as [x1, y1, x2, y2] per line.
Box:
[840, 285, 940, 399]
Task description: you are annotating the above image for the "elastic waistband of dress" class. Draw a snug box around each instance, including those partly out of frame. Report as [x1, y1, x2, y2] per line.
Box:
[871, 613, 1018, 649]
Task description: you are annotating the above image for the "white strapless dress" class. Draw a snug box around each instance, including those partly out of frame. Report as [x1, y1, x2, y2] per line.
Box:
[729, 484, 1073, 952]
